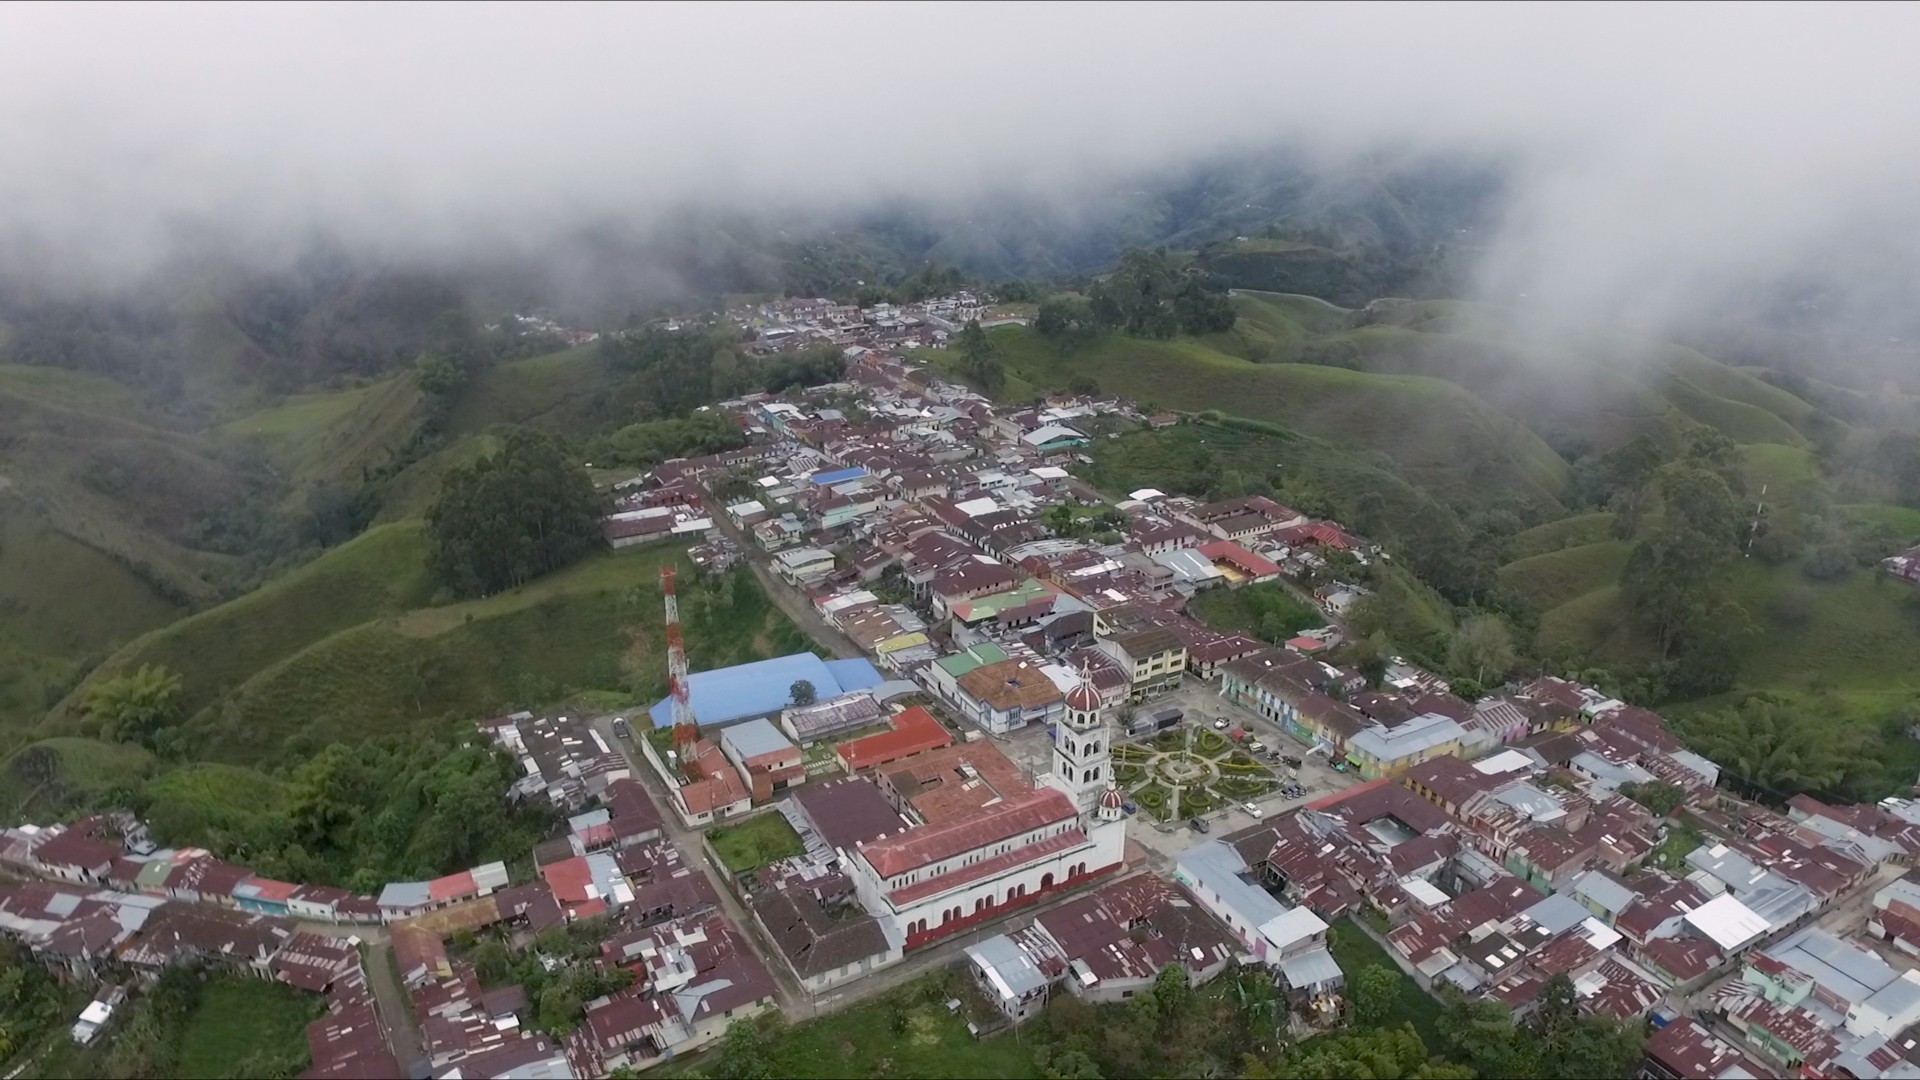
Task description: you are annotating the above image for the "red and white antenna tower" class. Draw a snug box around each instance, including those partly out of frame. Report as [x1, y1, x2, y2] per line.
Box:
[661, 566, 699, 754]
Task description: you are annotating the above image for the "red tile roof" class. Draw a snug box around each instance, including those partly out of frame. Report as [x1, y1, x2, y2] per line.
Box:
[1196, 540, 1281, 578]
[837, 707, 954, 771]
[860, 788, 1076, 879]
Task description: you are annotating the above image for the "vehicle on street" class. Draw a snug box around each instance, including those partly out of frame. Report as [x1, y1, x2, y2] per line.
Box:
[1282, 756, 1303, 768]
[1243, 802, 1262, 818]
[1247, 739, 1266, 753]
[1212, 718, 1229, 731]
[1122, 801, 1137, 815]
[1188, 816, 1211, 834]
[612, 717, 632, 739]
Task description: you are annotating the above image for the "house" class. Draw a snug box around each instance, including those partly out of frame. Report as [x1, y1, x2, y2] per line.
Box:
[966, 931, 1059, 1024]
[774, 546, 838, 586]
[1033, 874, 1237, 1003]
[952, 658, 1065, 735]
[1639, 1018, 1766, 1080]
[1885, 545, 1920, 585]
[753, 880, 901, 994]
[780, 693, 885, 746]
[1020, 425, 1089, 456]
[1094, 627, 1187, 700]
[835, 706, 953, 773]
[1197, 540, 1282, 585]
[1172, 839, 1335, 968]
[672, 739, 753, 826]
[480, 712, 630, 811]
[720, 718, 806, 802]
[1346, 713, 1468, 779]
[930, 557, 1021, 618]
[31, 822, 119, 885]
[580, 912, 776, 1071]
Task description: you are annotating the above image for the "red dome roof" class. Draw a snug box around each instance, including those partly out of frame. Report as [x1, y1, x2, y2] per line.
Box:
[1099, 784, 1124, 809]
[1065, 680, 1102, 713]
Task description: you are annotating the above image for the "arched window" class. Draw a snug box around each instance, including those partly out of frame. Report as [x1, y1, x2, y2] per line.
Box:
[1041, 872, 1055, 889]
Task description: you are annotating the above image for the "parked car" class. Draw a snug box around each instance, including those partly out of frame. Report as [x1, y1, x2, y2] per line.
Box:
[612, 717, 632, 739]
[1282, 756, 1303, 768]
[1247, 740, 1266, 754]
[1212, 718, 1230, 731]
[1122, 801, 1137, 815]
[1243, 802, 1262, 819]
[1188, 816, 1211, 834]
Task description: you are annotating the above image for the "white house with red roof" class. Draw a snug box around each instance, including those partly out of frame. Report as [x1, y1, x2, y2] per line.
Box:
[843, 673, 1127, 951]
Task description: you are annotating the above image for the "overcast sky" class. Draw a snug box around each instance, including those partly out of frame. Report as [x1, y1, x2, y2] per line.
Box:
[4, 2, 1918, 329]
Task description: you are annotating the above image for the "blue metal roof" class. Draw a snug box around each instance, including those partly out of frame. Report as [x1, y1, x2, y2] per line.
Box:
[648, 652, 884, 728]
[810, 467, 867, 486]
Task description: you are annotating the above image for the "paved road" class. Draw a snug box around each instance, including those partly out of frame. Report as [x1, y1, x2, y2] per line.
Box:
[296, 921, 421, 1067]
[700, 492, 864, 660]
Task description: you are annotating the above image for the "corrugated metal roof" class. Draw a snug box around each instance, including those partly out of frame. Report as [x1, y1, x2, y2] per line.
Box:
[648, 652, 883, 728]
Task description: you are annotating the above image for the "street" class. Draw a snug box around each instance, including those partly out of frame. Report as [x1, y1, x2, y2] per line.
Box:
[702, 496, 864, 660]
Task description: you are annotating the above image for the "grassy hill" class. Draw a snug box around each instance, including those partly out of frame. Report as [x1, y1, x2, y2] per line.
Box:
[1079, 418, 1483, 560]
[445, 345, 613, 437]
[1506, 513, 1618, 560]
[50, 522, 437, 729]
[1496, 541, 1635, 614]
[172, 543, 810, 766]
[1517, 541, 1920, 694]
[957, 326, 1572, 517]
[0, 365, 263, 606]
[217, 375, 428, 492]
[0, 737, 156, 821]
[0, 502, 186, 738]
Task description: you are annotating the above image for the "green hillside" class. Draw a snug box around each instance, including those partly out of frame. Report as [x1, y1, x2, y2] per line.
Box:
[0, 737, 156, 821]
[0, 365, 261, 607]
[1506, 513, 1618, 560]
[960, 326, 1572, 516]
[445, 345, 613, 436]
[1496, 541, 1635, 614]
[51, 522, 436, 729]
[177, 544, 811, 766]
[0, 502, 186, 738]
[217, 375, 428, 490]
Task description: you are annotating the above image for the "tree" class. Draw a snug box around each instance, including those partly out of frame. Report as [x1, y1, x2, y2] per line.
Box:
[1622, 462, 1747, 660]
[1348, 964, 1401, 1028]
[1284, 1024, 1472, 1080]
[1619, 780, 1687, 817]
[427, 429, 603, 598]
[1447, 614, 1516, 686]
[87, 664, 183, 750]
[955, 319, 1003, 391]
[1677, 695, 1871, 797]
[1342, 632, 1392, 688]
[1041, 1048, 1104, 1080]
[712, 1018, 775, 1080]
[789, 679, 816, 707]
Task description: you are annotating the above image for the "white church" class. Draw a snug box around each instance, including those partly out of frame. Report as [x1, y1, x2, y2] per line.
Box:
[846, 676, 1130, 951]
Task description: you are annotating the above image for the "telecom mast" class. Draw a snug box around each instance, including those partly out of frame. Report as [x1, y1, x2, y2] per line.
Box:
[661, 566, 699, 754]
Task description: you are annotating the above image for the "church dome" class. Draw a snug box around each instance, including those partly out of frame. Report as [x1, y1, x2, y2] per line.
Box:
[1099, 784, 1124, 810]
[1065, 679, 1102, 713]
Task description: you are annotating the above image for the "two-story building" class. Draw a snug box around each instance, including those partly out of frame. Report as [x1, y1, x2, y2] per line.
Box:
[1095, 627, 1187, 701]
[953, 658, 1066, 735]
[1345, 713, 1468, 779]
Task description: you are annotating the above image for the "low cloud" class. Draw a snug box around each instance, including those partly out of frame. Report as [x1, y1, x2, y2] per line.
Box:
[3, 2, 1918, 341]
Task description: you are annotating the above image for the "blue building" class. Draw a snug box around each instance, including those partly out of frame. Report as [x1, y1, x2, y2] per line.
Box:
[648, 652, 884, 729]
